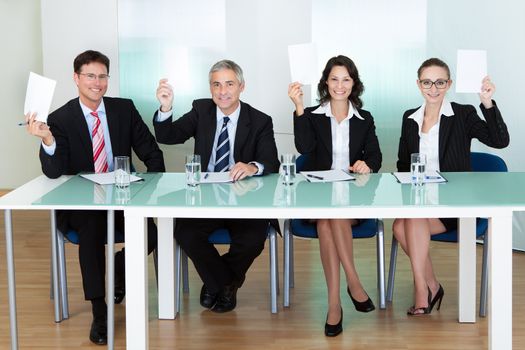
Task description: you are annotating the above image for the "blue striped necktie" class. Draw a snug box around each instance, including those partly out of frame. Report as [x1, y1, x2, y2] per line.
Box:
[214, 116, 230, 172]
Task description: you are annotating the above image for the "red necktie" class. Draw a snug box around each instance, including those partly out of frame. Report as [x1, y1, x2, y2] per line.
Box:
[91, 111, 108, 173]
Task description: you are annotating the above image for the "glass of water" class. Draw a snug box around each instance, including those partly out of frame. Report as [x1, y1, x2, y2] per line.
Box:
[114, 156, 130, 188]
[280, 154, 296, 185]
[410, 153, 427, 186]
[185, 154, 201, 186]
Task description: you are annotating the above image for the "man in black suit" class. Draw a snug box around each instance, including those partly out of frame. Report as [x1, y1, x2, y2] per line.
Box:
[154, 59, 279, 313]
[26, 50, 165, 345]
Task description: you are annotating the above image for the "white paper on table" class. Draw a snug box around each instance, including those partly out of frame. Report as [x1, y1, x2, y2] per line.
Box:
[80, 172, 143, 185]
[300, 169, 355, 183]
[24, 72, 57, 122]
[391, 171, 447, 184]
[200, 172, 233, 184]
[288, 43, 318, 85]
[456, 49, 487, 93]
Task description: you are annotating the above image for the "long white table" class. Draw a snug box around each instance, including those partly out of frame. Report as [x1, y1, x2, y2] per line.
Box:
[123, 172, 522, 350]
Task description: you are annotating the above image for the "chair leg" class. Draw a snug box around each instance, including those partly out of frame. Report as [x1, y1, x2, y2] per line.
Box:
[57, 230, 69, 320]
[386, 236, 399, 303]
[181, 250, 190, 294]
[153, 248, 159, 288]
[376, 219, 386, 309]
[174, 241, 182, 316]
[50, 210, 62, 323]
[283, 219, 291, 308]
[480, 233, 489, 317]
[269, 226, 278, 313]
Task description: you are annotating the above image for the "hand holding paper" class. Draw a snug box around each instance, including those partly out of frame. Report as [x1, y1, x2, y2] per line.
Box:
[455, 49, 487, 94]
[24, 72, 56, 123]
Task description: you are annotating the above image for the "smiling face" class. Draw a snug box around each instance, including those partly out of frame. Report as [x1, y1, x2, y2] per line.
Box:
[417, 65, 452, 106]
[73, 62, 108, 111]
[326, 65, 354, 102]
[209, 68, 244, 115]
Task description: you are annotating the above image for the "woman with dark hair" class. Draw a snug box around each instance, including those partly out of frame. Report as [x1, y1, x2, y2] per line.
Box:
[393, 57, 509, 316]
[288, 55, 382, 336]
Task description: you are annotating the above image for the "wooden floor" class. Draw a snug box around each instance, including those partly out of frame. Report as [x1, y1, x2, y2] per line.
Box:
[0, 210, 524, 349]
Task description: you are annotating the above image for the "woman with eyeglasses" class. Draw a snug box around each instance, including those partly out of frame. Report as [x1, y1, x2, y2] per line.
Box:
[393, 57, 509, 315]
[288, 55, 382, 336]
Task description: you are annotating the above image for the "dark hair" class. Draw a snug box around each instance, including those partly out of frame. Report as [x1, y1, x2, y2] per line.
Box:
[73, 50, 110, 74]
[417, 58, 450, 79]
[317, 55, 364, 108]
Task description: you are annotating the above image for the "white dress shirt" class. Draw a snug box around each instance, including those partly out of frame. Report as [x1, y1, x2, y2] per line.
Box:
[311, 101, 364, 170]
[407, 99, 454, 172]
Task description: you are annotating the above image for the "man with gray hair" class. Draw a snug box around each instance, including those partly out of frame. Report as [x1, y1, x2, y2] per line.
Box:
[154, 59, 279, 312]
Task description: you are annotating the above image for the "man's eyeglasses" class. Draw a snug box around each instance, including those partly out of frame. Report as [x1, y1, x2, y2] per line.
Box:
[419, 79, 449, 89]
[78, 73, 110, 81]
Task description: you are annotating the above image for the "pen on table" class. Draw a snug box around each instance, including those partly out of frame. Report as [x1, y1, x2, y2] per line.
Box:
[306, 174, 324, 180]
[425, 175, 442, 180]
[203, 173, 209, 179]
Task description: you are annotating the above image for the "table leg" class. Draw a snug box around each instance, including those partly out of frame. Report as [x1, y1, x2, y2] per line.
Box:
[488, 215, 512, 350]
[107, 210, 115, 350]
[4, 209, 18, 350]
[458, 217, 476, 323]
[124, 213, 149, 350]
[157, 217, 176, 319]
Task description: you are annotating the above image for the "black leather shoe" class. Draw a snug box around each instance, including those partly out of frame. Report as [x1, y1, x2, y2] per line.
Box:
[89, 317, 107, 345]
[211, 284, 238, 313]
[115, 250, 125, 304]
[347, 287, 375, 313]
[325, 308, 343, 337]
[200, 284, 219, 309]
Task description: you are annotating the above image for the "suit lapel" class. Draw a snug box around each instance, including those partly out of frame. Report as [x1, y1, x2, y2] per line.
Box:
[104, 97, 120, 156]
[233, 102, 250, 162]
[202, 104, 217, 170]
[71, 99, 94, 165]
[315, 114, 332, 159]
[438, 114, 454, 163]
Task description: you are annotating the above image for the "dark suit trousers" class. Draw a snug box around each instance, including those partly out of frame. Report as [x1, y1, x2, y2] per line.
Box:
[174, 218, 268, 294]
[62, 210, 157, 300]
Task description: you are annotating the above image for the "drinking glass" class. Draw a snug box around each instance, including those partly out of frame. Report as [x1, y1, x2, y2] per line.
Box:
[280, 154, 296, 185]
[114, 156, 130, 188]
[185, 154, 201, 186]
[410, 153, 427, 186]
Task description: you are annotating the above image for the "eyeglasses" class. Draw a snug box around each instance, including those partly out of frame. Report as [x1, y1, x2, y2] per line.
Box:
[78, 73, 110, 81]
[419, 79, 449, 89]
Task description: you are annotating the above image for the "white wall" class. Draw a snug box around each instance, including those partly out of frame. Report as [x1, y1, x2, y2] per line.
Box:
[0, 0, 43, 189]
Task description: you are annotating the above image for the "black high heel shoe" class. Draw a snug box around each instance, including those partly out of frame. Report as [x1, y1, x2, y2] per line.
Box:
[347, 287, 375, 313]
[407, 286, 432, 316]
[429, 284, 444, 312]
[325, 308, 343, 337]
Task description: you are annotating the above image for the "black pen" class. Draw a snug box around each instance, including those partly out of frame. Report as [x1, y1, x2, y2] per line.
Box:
[307, 174, 324, 180]
[203, 173, 209, 179]
[17, 122, 28, 126]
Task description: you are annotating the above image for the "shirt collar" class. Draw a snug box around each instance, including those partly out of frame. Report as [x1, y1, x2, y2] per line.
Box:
[216, 102, 241, 125]
[408, 99, 454, 124]
[311, 101, 364, 120]
[79, 98, 106, 118]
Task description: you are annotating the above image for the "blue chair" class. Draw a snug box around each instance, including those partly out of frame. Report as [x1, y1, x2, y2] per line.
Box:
[282, 154, 386, 309]
[386, 152, 508, 317]
[177, 225, 279, 313]
[51, 213, 158, 322]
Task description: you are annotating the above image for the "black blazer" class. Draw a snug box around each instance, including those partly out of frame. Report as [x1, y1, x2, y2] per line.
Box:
[40, 97, 165, 178]
[293, 105, 382, 172]
[397, 101, 509, 172]
[153, 98, 280, 174]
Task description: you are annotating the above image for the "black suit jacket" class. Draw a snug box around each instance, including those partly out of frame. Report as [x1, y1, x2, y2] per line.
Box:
[397, 101, 509, 172]
[153, 98, 280, 174]
[293, 105, 382, 172]
[40, 97, 165, 178]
